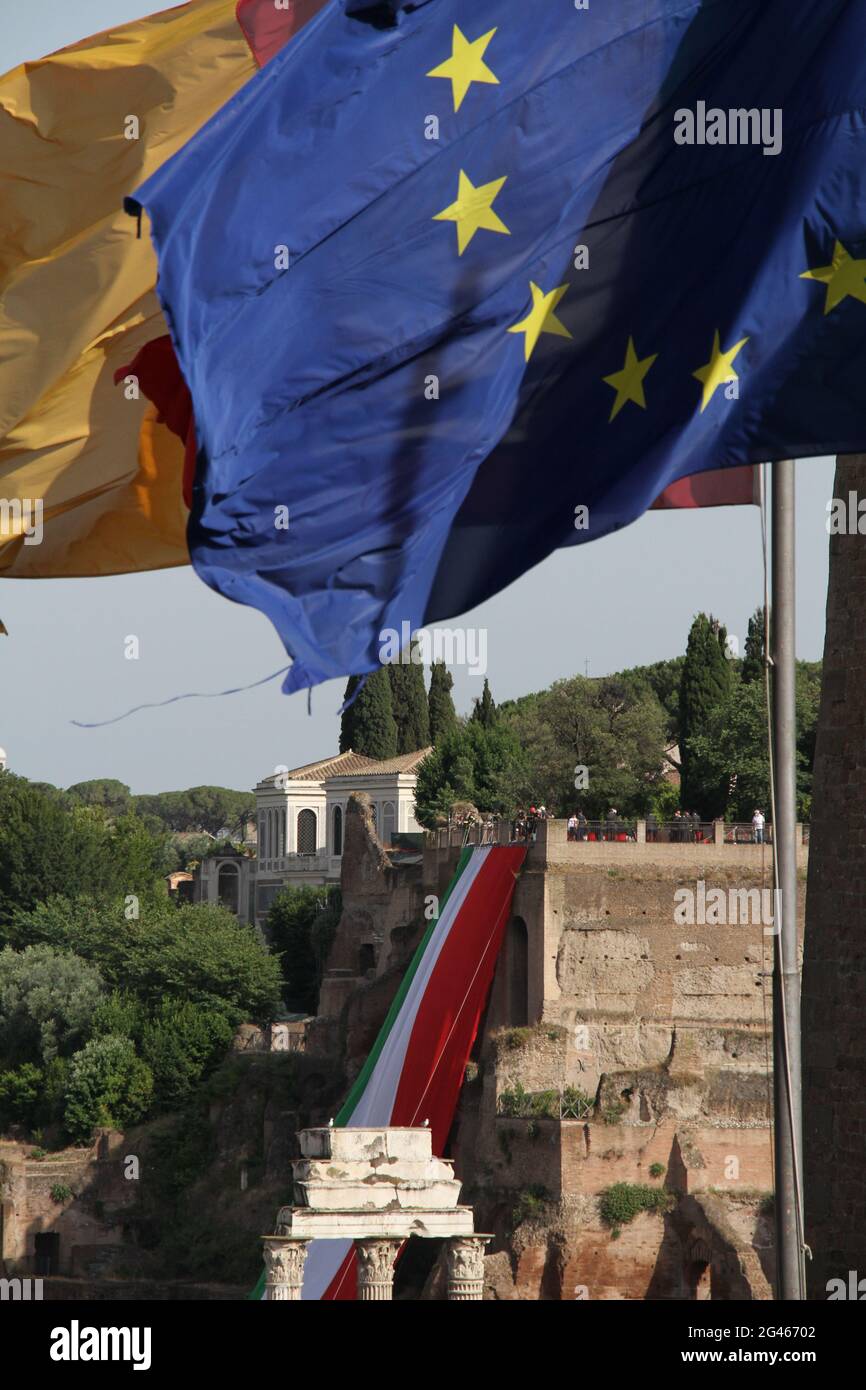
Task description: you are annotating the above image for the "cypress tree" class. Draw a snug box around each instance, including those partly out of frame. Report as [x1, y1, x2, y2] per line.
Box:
[471, 677, 497, 728]
[338, 669, 398, 760]
[741, 608, 765, 684]
[679, 614, 732, 815]
[387, 643, 431, 753]
[428, 660, 457, 744]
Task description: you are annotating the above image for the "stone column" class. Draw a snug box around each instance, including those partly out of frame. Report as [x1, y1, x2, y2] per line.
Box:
[446, 1235, 491, 1300]
[262, 1236, 309, 1301]
[803, 453, 866, 1296]
[355, 1238, 401, 1301]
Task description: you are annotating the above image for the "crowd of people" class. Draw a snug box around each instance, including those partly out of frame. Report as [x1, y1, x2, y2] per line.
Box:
[512, 805, 552, 842]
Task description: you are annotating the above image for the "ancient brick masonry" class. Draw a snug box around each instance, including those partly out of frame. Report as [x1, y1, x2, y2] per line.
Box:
[803, 454, 866, 1299]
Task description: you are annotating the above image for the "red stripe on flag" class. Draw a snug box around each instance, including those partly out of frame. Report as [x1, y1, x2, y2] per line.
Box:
[323, 845, 525, 1300]
[390, 846, 525, 1145]
[651, 464, 759, 509]
[236, 0, 329, 68]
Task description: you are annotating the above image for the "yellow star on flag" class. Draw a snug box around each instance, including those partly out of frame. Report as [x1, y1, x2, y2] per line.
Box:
[433, 170, 510, 255]
[692, 330, 749, 413]
[427, 25, 499, 113]
[508, 282, 573, 362]
[800, 239, 866, 315]
[603, 337, 658, 421]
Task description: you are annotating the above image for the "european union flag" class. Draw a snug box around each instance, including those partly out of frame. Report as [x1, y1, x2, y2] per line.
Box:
[129, 0, 866, 693]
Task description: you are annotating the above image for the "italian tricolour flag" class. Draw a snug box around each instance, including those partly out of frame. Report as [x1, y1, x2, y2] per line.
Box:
[253, 842, 526, 1300]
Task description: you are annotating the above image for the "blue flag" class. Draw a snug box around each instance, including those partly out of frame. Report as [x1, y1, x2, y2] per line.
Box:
[129, 0, 866, 693]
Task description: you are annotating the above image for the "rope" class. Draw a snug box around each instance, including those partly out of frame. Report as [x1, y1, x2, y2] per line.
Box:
[70, 664, 291, 728]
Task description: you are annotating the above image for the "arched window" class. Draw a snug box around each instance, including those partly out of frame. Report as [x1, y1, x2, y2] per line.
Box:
[218, 862, 239, 913]
[382, 801, 396, 846]
[298, 808, 317, 855]
[258, 815, 266, 859]
[333, 805, 343, 857]
[279, 808, 286, 856]
[268, 809, 276, 861]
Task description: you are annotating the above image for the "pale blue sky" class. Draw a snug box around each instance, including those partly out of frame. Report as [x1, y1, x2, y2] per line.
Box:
[1, 4, 834, 794]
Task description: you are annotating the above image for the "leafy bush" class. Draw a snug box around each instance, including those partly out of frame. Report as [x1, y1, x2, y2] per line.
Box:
[498, 1083, 559, 1118]
[0, 1063, 44, 1127]
[50, 1183, 73, 1204]
[9, 896, 281, 1021]
[90, 991, 147, 1044]
[0, 944, 104, 1064]
[599, 1183, 673, 1229]
[141, 1001, 234, 1112]
[512, 1185, 551, 1226]
[649, 1162, 666, 1179]
[63, 1035, 154, 1142]
[266, 886, 341, 1014]
[561, 1085, 593, 1119]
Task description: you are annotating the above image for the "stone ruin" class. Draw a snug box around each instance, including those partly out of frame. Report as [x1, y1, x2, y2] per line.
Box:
[262, 1126, 490, 1300]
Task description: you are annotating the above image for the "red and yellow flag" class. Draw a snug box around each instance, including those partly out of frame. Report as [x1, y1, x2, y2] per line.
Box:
[0, 1, 259, 577]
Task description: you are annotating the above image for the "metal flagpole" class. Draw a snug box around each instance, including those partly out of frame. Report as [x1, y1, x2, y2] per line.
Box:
[770, 458, 806, 1300]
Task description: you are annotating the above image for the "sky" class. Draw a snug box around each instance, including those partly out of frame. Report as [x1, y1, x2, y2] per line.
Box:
[0, 2, 836, 795]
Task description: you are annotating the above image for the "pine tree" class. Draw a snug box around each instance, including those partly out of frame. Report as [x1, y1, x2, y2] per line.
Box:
[679, 614, 732, 816]
[338, 676, 360, 753]
[471, 677, 497, 728]
[742, 608, 765, 684]
[338, 669, 398, 761]
[387, 644, 431, 753]
[428, 660, 457, 744]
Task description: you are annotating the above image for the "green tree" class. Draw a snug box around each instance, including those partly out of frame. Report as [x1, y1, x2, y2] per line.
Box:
[742, 609, 766, 684]
[63, 1035, 153, 1143]
[90, 990, 148, 1044]
[66, 779, 132, 818]
[687, 681, 769, 822]
[414, 722, 525, 827]
[470, 677, 497, 728]
[132, 787, 254, 836]
[616, 657, 684, 744]
[140, 1001, 234, 1112]
[428, 660, 457, 743]
[0, 1062, 44, 1129]
[266, 886, 342, 1013]
[0, 775, 168, 927]
[499, 676, 667, 817]
[679, 614, 733, 816]
[338, 668, 398, 760]
[387, 646, 431, 753]
[0, 944, 104, 1064]
[8, 896, 281, 1022]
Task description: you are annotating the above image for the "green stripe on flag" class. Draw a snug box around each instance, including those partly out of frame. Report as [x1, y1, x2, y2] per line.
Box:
[248, 846, 475, 1299]
[335, 846, 474, 1124]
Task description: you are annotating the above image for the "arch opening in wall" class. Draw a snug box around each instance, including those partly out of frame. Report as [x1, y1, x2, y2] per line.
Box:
[686, 1239, 713, 1300]
[505, 915, 529, 1027]
[382, 800, 396, 846]
[298, 808, 317, 855]
[218, 861, 240, 913]
[333, 805, 343, 857]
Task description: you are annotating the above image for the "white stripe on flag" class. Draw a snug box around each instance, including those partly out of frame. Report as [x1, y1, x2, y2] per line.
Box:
[300, 846, 489, 1299]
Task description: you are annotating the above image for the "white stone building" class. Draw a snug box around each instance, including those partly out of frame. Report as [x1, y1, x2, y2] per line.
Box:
[198, 748, 429, 925]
